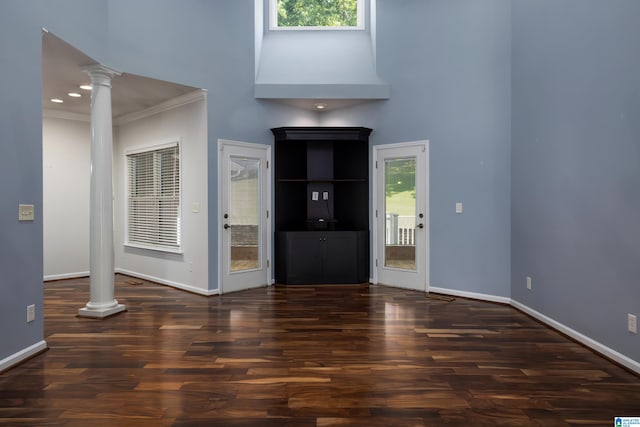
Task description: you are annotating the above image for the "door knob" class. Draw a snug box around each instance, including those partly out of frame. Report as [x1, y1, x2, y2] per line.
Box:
[417, 223, 424, 229]
[224, 224, 230, 229]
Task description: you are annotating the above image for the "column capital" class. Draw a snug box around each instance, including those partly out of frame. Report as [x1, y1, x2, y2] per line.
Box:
[82, 64, 122, 88]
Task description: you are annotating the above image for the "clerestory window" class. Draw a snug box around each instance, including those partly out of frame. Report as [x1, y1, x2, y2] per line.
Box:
[269, 0, 364, 30]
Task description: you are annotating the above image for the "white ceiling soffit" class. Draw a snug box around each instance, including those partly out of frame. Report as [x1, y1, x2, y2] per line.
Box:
[42, 31, 199, 119]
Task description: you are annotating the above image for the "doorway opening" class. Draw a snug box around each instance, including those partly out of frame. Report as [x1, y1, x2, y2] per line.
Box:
[42, 31, 210, 295]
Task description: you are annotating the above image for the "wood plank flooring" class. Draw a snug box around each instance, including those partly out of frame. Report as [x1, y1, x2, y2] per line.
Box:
[1, 274, 638, 426]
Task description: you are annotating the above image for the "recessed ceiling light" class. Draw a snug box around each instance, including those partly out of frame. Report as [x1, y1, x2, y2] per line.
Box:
[314, 103, 327, 110]
[50, 98, 64, 103]
[79, 85, 92, 90]
[68, 92, 82, 98]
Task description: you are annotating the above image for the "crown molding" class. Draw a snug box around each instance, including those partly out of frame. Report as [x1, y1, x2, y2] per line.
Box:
[114, 89, 207, 126]
[42, 109, 90, 122]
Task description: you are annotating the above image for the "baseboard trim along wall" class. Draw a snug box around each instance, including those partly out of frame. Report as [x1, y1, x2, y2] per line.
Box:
[429, 286, 512, 305]
[44, 271, 90, 282]
[0, 340, 48, 373]
[115, 268, 219, 296]
[429, 286, 640, 375]
[511, 299, 640, 375]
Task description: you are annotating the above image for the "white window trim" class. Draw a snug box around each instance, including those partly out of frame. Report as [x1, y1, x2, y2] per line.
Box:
[124, 138, 183, 254]
[269, 0, 365, 31]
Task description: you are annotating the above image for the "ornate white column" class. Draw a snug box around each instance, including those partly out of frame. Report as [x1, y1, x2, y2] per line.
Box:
[78, 65, 126, 318]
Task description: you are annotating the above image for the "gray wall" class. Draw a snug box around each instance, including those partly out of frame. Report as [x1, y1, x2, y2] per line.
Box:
[511, 0, 640, 361]
[0, 0, 108, 363]
[323, 0, 512, 297]
[103, 0, 318, 294]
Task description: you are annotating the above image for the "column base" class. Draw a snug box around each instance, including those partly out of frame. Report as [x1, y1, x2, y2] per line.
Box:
[78, 303, 126, 319]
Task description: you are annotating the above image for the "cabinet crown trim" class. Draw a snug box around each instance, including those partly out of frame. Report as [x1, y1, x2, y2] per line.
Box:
[271, 127, 372, 142]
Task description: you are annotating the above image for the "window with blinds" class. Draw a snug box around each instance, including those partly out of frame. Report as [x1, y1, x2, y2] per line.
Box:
[126, 142, 181, 252]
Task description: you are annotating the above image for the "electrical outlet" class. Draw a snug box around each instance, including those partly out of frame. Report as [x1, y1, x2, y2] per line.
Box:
[312, 191, 319, 201]
[628, 314, 637, 334]
[455, 202, 463, 214]
[323, 191, 329, 200]
[526, 276, 532, 290]
[27, 304, 35, 323]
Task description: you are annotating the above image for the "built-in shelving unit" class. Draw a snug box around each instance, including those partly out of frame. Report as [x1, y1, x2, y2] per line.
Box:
[272, 127, 371, 284]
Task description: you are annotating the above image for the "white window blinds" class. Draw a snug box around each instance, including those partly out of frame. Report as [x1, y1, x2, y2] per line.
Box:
[126, 143, 181, 251]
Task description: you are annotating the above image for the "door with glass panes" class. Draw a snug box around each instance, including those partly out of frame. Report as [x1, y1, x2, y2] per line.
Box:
[374, 142, 429, 291]
[219, 140, 271, 294]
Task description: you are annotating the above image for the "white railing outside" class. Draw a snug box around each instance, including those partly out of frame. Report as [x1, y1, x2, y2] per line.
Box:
[386, 214, 415, 245]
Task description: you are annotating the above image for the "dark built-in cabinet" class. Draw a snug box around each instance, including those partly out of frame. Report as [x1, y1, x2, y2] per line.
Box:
[272, 127, 371, 284]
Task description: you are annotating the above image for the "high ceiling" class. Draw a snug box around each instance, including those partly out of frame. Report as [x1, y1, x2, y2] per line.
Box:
[42, 32, 199, 118]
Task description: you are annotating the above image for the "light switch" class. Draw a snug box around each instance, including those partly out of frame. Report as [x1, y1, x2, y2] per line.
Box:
[323, 191, 329, 200]
[192, 202, 200, 213]
[455, 202, 463, 214]
[312, 191, 319, 201]
[19, 204, 35, 221]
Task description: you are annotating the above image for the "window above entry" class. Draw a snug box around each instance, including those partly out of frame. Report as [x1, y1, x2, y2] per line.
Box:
[269, 0, 364, 30]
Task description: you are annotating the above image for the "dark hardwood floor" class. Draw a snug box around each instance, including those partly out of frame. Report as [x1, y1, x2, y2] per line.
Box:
[0, 275, 638, 426]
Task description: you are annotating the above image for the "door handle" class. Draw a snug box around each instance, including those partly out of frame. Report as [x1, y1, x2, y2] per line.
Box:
[417, 223, 424, 229]
[224, 224, 230, 229]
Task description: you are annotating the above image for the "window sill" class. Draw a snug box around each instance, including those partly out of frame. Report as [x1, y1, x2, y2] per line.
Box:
[124, 243, 183, 255]
[269, 26, 364, 32]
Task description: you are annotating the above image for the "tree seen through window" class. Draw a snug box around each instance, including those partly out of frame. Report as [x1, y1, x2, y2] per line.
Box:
[276, 0, 359, 27]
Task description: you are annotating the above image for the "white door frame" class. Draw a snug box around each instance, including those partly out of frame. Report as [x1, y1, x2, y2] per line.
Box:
[217, 139, 272, 294]
[371, 140, 430, 292]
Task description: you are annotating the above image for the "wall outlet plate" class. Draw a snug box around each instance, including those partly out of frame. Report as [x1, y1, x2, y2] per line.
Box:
[526, 276, 532, 290]
[19, 204, 35, 221]
[27, 304, 35, 323]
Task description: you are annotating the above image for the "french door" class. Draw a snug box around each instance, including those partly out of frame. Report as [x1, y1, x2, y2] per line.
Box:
[373, 141, 429, 291]
[219, 140, 271, 294]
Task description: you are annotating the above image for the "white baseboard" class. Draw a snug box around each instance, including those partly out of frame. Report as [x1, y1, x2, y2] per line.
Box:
[511, 299, 640, 375]
[429, 286, 511, 305]
[428, 286, 640, 375]
[115, 269, 219, 296]
[44, 271, 90, 282]
[0, 340, 48, 373]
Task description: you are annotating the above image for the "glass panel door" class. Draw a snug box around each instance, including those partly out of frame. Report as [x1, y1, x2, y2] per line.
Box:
[219, 140, 271, 295]
[375, 142, 429, 292]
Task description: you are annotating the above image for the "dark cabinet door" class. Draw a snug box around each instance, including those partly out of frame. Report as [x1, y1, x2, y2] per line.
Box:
[284, 232, 324, 284]
[322, 232, 358, 283]
[282, 231, 362, 284]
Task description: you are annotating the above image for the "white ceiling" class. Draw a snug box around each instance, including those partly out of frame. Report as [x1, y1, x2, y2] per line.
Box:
[42, 32, 199, 118]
